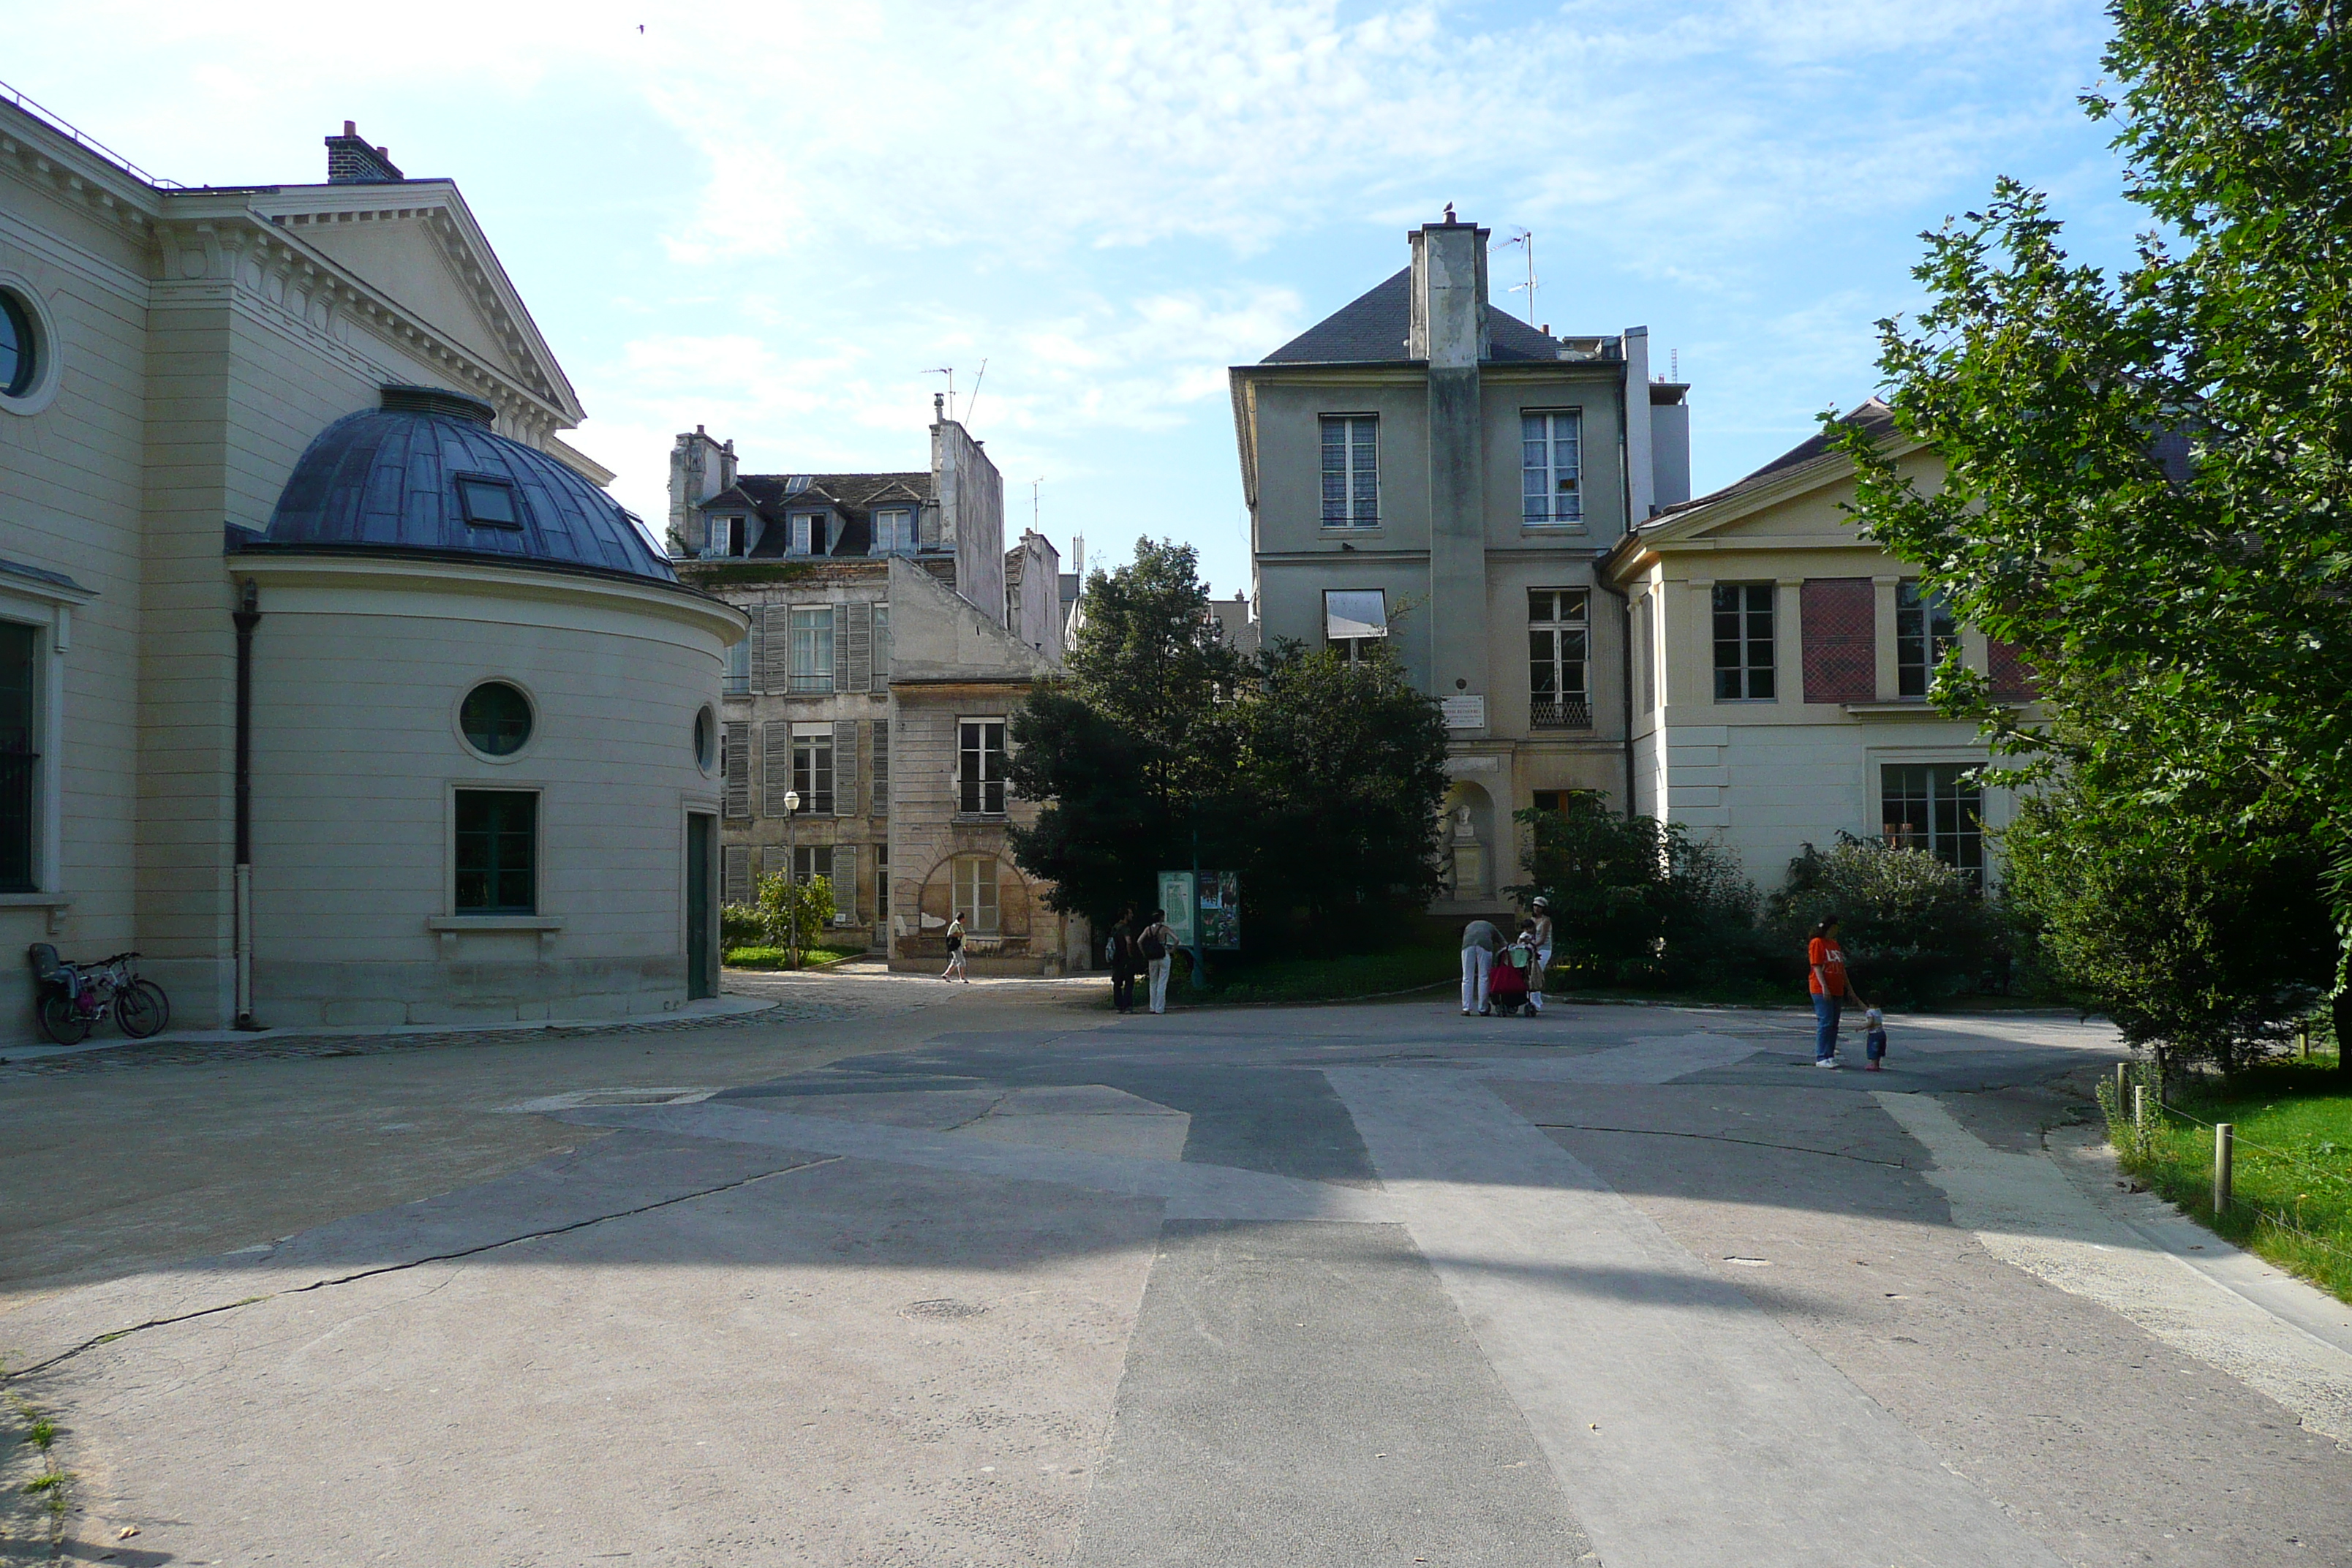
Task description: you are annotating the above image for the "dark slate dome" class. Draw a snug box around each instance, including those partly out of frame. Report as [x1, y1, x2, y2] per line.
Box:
[262, 387, 675, 582]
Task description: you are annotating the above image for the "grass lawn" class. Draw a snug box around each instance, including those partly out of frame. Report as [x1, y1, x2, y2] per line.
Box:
[2112, 1052, 2352, 1305]
[723, 944, 866, 970]
[1135, 944, 1462, 1008]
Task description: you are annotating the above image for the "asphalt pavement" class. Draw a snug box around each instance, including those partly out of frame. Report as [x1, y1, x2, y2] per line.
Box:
[4, 977, 2349, 1565]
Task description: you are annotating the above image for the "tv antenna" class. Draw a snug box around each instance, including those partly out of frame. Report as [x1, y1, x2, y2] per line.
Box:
[925, 366, 955, 423]
[963, 358, 989, 429]
[1030, 475, 1044, 535]
[1494, 229, 1537, 326]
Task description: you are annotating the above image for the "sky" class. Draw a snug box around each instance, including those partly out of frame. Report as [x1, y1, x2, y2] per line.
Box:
[8, 1, 2146, 597]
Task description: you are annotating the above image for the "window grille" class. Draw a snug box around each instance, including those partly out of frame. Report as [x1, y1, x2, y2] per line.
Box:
[1528, 589, 1591, 728]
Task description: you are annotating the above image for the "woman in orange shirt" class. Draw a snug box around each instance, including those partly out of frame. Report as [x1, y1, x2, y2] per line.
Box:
[1807, 916, 1848, 1068]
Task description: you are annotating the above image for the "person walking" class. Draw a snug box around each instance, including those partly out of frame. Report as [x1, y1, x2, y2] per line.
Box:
[1139, 908, 1175, 1014]
[1107, 906, 1138, 1014]
[1527, 897, 1555, 1014]
[1807, 915, 1848, 1066]
[1460, 916, 1503, 1016]
[942, 911, 970, 983]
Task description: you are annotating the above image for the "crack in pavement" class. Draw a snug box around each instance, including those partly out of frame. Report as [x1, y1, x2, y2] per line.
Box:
[1, 1155, 843, 1384]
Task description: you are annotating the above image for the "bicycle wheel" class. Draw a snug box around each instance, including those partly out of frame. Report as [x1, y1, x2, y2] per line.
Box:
[37, 992, 91, 1045]
[115, 979, 170, 1039]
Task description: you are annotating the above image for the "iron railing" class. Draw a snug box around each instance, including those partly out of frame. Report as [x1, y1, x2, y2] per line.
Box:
[1531, 698, 1593, 729]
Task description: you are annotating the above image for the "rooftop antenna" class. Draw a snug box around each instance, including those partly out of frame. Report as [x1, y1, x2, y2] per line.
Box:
[1030, 475, 1044, 537]
[925, 366, 955, 423]
[1494, 228, 1537, 325]
[1671, 348, 1679, 381]
[963, 358, 989, 429]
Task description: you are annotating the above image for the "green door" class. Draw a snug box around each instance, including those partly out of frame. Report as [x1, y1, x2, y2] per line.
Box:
[686, 814, 716, 999]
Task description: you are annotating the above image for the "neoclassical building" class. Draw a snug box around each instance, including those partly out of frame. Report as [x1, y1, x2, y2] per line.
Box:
[0, 105, 741, 1033]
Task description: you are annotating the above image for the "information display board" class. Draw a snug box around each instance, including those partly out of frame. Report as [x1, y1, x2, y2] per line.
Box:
[1157, 872, 1196, 946]
[1197, 870, 1240, 951]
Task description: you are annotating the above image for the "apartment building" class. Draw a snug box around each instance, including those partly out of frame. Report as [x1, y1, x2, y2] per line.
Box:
[1230, 214, 1689, 906]
[668, 408, 1083, 973]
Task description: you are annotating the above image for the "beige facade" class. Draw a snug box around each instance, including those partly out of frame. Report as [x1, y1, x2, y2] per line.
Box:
[1602, 408, 2032, 890]
[0, 105, 739, 1036]
[1232, 215, 1690, 911]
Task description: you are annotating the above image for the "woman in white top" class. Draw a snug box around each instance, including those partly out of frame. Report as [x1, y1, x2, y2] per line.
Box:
[1528, 897, 1554, 1014]
[942, 912, 969, 983]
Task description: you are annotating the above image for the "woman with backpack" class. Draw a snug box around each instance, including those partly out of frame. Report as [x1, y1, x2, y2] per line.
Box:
[942, 911, 970, 984]
[1139, 908, 1175, 1014]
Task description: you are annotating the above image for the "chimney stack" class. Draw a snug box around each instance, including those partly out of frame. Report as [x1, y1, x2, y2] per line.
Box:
[325, 121, 404, 184]
[1407, 212, 1490, 366]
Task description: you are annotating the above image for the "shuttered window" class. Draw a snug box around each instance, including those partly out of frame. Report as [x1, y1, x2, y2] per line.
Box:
[1712, 584, 1776, 701]
[872, 722, 889, 815]
[723, 636, 750, 696]
[832, 843, 857, 920]
[453, 790, 535, 913]
[1801, 578, 1877, 704]
[793, 845, 832, 884]
[872, 604, 892, 692]
[723, 844, 750, 905]
[790, 607, 834, 693]
[755, 606, 793, 694]
[843, 601, 872, 691]
[960, 717, 1006, 815]
[833, 720, 859, 816]
[793, 724, 834, 814]
[762, 723, 794, 815]
[722, 723, 750, 818]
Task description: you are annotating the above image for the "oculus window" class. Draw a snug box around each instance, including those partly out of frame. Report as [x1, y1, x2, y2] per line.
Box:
[1521, 411, 1583, 525]
[1882, 764, 1983, 879]
[1319, 415, 1379, 527]
[694, 706, 717, 771]
[459, 681, 533, 756]
[454, 790, 537, 913]
[1712, 584, 1776, 701]
[455, 477, 523, 530]
[0, 291, 34, 399]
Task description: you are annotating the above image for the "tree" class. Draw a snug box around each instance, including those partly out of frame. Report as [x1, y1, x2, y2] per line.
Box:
[1509, 793, 1758, 989]
[754, 870, 834, 966]
[1770, 836, 2002, 1008]
[1834, 0, 2352, 1067]
[1232, 641, 1450, 938]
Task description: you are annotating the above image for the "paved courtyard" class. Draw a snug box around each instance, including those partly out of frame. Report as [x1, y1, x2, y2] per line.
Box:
[4, 976, 2351, 1565]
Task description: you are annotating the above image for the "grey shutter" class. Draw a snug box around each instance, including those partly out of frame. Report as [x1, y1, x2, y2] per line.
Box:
[832, 843, 856, 920]
[871, 721, 889, 816]
[758, 605, 793, 693]
[843, 601, 872, 692]
[834, 720, 859, 816]
[871, 606, 892, 693]
[723, 844, 750, 905]
[722, 723, 750, 819]
[763, 723, 794, 816]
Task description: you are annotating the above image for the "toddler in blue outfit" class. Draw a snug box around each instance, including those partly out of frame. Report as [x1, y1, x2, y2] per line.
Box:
[1863, 1005, 1888, 1071]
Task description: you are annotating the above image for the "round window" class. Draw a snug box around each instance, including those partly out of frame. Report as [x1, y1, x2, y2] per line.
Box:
[0, 292, 35, 399]
[460, 682, 534, 756]
[693, 706, 717, 771]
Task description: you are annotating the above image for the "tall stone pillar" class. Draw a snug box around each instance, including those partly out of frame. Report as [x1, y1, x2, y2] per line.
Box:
[1411, 219, 1490, 724]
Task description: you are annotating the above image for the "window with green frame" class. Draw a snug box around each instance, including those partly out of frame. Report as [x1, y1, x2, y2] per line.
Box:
[455, 789, 537, 913]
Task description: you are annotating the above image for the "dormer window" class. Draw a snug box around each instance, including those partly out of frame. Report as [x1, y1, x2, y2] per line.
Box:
[790, 513, 826, 556]
[872, 508, 914, 557]
[706, 515, 745, 557]
[456, 476, 522, 530]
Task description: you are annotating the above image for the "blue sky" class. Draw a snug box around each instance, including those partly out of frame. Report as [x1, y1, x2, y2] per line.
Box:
[11, 1, 2143, 595]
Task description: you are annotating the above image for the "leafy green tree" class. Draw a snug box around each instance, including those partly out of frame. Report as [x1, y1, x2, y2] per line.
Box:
[1834, 0, 2352, 1066]
[754, 870, 834, 965]
[1770, 836, 2002, 1008]
[1509, 793, 1758, 989]
[1232, 641, 1450, 940]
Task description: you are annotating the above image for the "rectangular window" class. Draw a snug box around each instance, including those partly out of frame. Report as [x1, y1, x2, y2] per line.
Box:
[723, 637, 750, 696]
[704, 514, 744, 557]
[872, 509, 914, 557]
[792, 844, 834, 886]
[454, 790, 536, 913]
[792, 724, 834, 815]
[0, 621, 34, 892]
[960, 717, 1007, 815]
[1636, 593, 1656, 713]
[1527, 589, 1590, 728]
[456, 477, 523, 530]
[1324, 588, 1387, 664]
[1319, 415, 1379, 528]
[1896, 581, 1959, 698]
[1712, 583, 1776, 701]
[789, 513, 827, 556]
[1882, 764, 1983, 880]
[1521, 410, 1583, 525]
[790, 606, 834, 692]
[1532, 790, 1569, 815]
[954, 853, 1001, 935]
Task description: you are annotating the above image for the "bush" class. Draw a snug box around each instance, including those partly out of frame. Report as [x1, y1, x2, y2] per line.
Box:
[754, 871, 836, 958]
[721, 902, 765, 949]
[1509, 794, 1760, 990]
[1769, 834, 1999, 1006]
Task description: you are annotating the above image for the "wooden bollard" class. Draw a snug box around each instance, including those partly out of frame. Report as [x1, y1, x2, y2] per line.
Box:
[2214, 1123, 2234, 1215]
[2115, 1062, 2130, 1115]
[2133, 1084, 2148, 1145]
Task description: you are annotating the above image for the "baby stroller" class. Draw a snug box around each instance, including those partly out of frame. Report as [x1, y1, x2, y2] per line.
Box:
[1486, 942, 1534, 1017]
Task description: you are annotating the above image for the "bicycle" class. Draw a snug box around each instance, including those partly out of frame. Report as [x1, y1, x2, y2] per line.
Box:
[26, 944, 171, 1045]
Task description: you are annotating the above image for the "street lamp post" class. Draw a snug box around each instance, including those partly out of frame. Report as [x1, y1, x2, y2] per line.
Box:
[781, 788, 802, 967]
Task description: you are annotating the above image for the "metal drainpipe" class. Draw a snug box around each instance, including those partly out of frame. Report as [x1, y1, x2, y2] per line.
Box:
[1591, 557, 1637, 817]
[232, 578, 263, 1029]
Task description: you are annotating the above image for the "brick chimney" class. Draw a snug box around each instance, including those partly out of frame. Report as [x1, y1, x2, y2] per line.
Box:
[325, 121, 404, 184]
[1407, 212, 1491, 366]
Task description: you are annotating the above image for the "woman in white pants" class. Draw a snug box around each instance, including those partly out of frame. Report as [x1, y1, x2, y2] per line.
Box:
[1140, 909, 1175, 1014]
[1529, 897, 1554, 1013]
[1459, 917, 1501, 1015]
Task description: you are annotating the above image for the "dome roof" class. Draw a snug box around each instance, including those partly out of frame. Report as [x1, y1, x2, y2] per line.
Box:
[260, 387, 674, 583]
